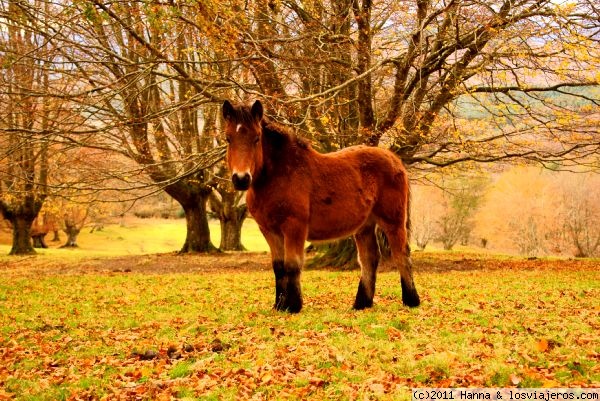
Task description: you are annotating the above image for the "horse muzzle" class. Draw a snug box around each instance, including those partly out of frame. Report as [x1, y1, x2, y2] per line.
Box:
[232, 172, 252, 190]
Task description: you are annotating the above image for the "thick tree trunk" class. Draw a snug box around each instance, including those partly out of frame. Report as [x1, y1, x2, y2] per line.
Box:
[61, 226, 80, 248]
[179, 195, 217, 253]
[9, 216, 36, 255]
[220, 214, 246, 251]
[162, 179, 218, 254]
[307, 237, 359, 269]
[31, 218, 49, 248]
[212, 190, 248, 251]
[32, 234, 48, 248]
[308, 230, 391, 269]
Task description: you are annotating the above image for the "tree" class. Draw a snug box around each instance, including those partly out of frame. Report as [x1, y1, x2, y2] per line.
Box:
[0, 0, 51, 254]
[4, 0, 599, 261]
[555, 174, 600, 257]
[59, 206, 89, 248]
[411, 185, 445, 250]
[212, 0, 599, 164]
[511, 215, 545, 257]
[209, 166, 248, 251]
[206, 106, 249, 251]
[54, 1, 233, 253]
[435, 177, 486, 250]
[211, 0, 599, 265]
[30, 213, 58, 248]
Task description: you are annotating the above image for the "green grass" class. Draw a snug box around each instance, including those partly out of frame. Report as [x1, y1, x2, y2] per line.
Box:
[0, 254, 598, 400]
[0, 217, 269, 258]
[0, 220, 599, 399]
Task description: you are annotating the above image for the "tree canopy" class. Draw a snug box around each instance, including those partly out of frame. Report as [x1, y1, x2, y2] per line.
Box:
[1, 0, 599, 254]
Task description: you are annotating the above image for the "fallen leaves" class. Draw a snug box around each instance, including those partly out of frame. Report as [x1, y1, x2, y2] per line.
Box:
[536, 338, 560, 353]
[510, 373, 523, 386]
[1, 253, 599, 399]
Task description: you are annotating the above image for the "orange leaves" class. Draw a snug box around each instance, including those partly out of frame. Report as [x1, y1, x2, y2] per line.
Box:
[535, 338, 560, 353]
[386, 326, 404, 341]
[2, 253, 600, 399]
[510, 373, 523, 386]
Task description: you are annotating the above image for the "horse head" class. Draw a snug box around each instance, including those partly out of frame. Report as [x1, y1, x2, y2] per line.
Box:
[222, 100, 264, 190]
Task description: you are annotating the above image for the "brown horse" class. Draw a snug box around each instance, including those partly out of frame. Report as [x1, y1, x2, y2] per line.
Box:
[222, 100, 420, 313]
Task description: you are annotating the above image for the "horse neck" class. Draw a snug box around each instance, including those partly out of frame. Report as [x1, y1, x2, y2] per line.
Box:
[255, 123, 301, 186]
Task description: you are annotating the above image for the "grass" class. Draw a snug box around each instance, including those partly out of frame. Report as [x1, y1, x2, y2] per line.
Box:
[0, 220, 599, 399]
[0, 217, 270, 258]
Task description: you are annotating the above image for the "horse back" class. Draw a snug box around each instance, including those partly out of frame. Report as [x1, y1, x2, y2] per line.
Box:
[247, 143, 408, 241]
[305, 145, 408, 240]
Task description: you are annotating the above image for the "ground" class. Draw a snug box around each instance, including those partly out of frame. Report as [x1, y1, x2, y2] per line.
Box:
[1, 251, 599, 400]
[1, 249, 597, 275]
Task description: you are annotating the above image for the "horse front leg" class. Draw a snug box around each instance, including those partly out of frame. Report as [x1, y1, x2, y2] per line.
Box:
[260, 230, 285, 310]
[277, 220, 307, 313]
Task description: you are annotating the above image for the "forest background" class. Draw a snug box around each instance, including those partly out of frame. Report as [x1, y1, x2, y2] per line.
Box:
[1, 0, 599, 258]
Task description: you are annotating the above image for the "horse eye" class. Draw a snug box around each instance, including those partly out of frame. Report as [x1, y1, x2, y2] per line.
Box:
[254, 136, 260, 144]
[225, 137, 231, 144]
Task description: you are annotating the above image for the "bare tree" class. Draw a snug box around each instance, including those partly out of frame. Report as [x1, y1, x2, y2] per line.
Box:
[219, 0, 599, 265]
[3, 0, 598, 260]
[0, 0, 52, 254]
[53, 1, 234, 253]
[557, 175, 600, 257]
[209, 173, 248, 251]
[410, 185, 445, 250]
[435, 178, 486, 250]
[212, 0, 599, 168]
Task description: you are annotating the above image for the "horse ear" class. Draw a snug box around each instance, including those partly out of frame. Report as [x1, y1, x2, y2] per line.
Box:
[222, 100, 234, 121]
[251, 100, 263, 121]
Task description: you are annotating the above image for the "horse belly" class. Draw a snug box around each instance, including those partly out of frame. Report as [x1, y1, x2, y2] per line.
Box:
[307, 189, 374, 241]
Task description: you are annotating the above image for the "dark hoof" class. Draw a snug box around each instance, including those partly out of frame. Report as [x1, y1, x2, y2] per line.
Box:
[352, 299, 373, 310]
[353, 281, 374, 310]
[401, 277, 420, 307]
[275, 294, 303, 313]
[286, 302, 302, 314]
[402, 290, 420, 307]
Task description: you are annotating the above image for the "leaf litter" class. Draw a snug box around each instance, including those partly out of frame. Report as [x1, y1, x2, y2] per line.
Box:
[0, 252, 598, 399]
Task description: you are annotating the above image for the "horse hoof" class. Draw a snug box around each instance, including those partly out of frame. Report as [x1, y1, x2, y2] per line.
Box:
[274, 298, 303, 313]
[352, 299, 373, 310]
[286, 304, 302, 313]
[402, 292, 420, 308]
[274, 304, 302, 313]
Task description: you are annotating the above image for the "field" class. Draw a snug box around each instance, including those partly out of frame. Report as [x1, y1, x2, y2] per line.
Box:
[0, 220, 599, 400]
[0, 218, 270, 258]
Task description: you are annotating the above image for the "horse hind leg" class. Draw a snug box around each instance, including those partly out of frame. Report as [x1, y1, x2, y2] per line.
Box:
[381, 224, 420, 307]
[400, 243, 420, 307]
[353, 222, 380, 310]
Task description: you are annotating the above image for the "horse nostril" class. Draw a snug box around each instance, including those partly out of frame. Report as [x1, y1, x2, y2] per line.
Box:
[232, 172, 252, 190]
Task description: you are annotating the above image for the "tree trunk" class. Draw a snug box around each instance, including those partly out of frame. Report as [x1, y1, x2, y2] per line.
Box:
[179, 195, 217, 253]
[307, 237, 359, 269]
[61, 226, 80, 248]
[9, 216, 36, 255]
[210, 189, 248, 251]
[32, 234, 48, 248]
[220, 211, 246, 251]
[308, 228, 392, 269]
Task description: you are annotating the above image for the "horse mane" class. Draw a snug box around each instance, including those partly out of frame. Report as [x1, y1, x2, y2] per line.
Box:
[262, 119, 310, 151]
